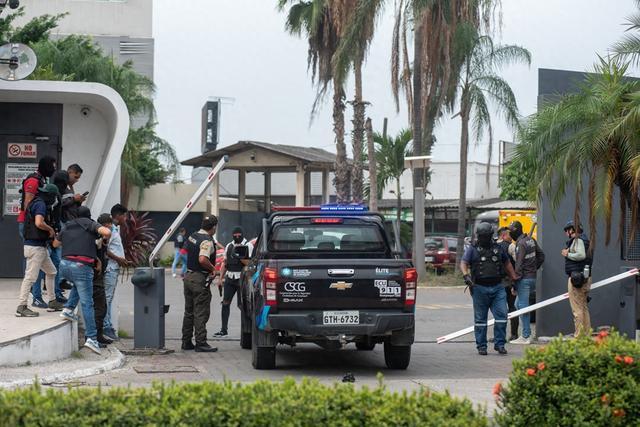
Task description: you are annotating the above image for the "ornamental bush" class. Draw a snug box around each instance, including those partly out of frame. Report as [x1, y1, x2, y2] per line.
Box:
[0, 378, 487, 427]
[495, 331, 640, 426]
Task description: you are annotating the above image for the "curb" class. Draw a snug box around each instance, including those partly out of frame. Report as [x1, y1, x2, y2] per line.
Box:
[0, 347, 125, 389]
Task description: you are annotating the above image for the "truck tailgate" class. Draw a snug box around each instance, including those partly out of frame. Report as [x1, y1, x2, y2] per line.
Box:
[273, 259, 411, 310]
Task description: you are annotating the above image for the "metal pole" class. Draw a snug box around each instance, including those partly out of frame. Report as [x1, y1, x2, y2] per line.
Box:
[437, 268, 640, 344]
[147, 155, 229, 266]
[414, 187, 427, 282]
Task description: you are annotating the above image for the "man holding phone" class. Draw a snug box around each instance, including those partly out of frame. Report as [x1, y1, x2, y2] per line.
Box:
[61, 164, 88, 222]
[214, 226, 253, 337]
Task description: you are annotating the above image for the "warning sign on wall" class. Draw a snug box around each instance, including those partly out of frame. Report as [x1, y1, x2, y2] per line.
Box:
[7, 143, 37, 159]
[4, 163, 38, 216]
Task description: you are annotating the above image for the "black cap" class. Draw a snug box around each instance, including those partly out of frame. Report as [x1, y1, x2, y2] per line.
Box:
[232, 226, 243, 235]
[202, 215, 218, 231]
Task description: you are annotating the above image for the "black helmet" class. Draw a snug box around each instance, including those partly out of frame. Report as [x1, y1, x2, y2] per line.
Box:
[476, 222, 493, 237]
[509, 220, 524, 241]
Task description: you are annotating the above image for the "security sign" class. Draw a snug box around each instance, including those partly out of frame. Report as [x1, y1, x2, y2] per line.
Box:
[7, 143, 37, 159]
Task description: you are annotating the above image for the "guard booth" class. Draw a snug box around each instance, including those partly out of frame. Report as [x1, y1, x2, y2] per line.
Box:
[0, 80, 129, 278]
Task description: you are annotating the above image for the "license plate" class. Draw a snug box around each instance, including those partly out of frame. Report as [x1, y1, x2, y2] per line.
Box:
[322, 310, 359, 325]
[425, 256, 434, 262]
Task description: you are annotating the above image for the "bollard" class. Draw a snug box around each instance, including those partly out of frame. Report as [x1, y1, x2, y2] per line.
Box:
[131, 267, 167, 349]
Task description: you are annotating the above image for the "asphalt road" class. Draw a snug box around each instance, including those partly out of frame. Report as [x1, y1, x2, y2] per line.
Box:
[83, 273, 525, 411]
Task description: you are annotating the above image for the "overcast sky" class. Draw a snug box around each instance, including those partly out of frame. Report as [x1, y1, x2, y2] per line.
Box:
[153, 0, 637, 181]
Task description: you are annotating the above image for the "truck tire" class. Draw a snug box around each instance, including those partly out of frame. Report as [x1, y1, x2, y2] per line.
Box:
[384, 342, 411, 369]
[251, 314, 276, 370]
[240, 312, 252, 349]
[356, 340, 376, 351]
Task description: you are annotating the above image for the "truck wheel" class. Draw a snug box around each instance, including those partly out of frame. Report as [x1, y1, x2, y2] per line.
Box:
[356, 341, 376, 351]
[251, 315, 276, 370]
[384, 342, 411, 369]
[240, 313, 252, 349]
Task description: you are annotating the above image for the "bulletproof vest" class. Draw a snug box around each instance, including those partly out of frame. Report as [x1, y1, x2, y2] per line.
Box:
[23, 197, 52, 242]
[20, 173, 45, 211]
[60, 218, 99, 259]
[186, 231, 212, 273]
[564, 236, 591, 275]
[225, 242, 244, 272]
[471, 244, 504, 285]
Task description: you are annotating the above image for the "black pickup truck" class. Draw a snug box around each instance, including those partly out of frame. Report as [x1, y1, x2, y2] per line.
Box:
[238, 205, 416, 370]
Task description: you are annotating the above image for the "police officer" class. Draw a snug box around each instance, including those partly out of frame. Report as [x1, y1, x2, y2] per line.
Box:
[561, 221, 592, 337]
[181, 216, 220, 352]
[214, 226, 254, 337]
[460, 222, 517, 356]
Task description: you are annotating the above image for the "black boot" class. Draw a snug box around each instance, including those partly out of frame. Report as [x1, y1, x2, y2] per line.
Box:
[195, 342, 218, 352]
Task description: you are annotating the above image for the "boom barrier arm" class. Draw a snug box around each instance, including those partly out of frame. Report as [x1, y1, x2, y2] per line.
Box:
[147, 155, 229, 266]
[437, 268, 639, 344]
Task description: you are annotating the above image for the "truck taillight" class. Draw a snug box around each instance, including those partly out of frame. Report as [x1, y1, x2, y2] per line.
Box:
[404, 268, 417, 306]
[263, 267, 278, 306]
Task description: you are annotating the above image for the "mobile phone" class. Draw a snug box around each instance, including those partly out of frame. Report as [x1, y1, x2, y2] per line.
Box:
[82, 191, 89, 197]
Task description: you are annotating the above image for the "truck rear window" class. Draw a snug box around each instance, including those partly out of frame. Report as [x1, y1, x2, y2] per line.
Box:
[270, 224, 386, 252]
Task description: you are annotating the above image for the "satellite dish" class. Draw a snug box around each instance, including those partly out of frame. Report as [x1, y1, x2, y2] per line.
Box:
[0, 43, 37, 81]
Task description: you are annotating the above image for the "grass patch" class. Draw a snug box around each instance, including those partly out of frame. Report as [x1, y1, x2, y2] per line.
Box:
[422, 269, 464, 287]
[117, 329, 131, 339]
[70, 351, 84, 359]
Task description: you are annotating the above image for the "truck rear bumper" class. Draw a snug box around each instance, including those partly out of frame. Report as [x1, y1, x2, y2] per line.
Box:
[267, 310, 414, 338]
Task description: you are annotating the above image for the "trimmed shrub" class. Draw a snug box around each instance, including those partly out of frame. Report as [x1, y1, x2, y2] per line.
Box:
[495, 331, 640, 426]
[0, 378, 487, 426]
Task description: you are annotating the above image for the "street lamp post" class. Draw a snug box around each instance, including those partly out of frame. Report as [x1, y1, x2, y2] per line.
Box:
[405, 155, 432, 283]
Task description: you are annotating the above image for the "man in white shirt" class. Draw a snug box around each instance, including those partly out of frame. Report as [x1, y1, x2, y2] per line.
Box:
[214, 226, 254, 337]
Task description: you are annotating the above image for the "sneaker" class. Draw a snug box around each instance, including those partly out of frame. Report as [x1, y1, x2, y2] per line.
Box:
[31, 297, 48, 309]
[47, 300, 64, 312]
[84, 338, 101, 355]
[195, 343, 218, 352]
[103, 329, 119, 341]
[477, 348, 488, 356]
[60, 309, 79, 322]
[181, 341, 195, 351]
[56, 295, 68, 304]
[97, 334, 114, 345]
[16, 305, 39, 317]
[213, 330, 228, 337]
[510, 336, 532, 345]
[495, 346, 508, 355]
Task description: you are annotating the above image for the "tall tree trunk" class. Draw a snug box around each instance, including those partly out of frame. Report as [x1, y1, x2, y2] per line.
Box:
[456, 105, 470, 273]
[120, 165, 130, 207]
[333, 79, 349, 203]
[396, 177, 402, 224]
[351, 58, 365, 203]
[412, 17, 424, 189]
[365, 117, 377, 212]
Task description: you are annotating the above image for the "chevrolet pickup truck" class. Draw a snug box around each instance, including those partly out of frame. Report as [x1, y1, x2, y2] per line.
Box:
[238, 205, 416, 370]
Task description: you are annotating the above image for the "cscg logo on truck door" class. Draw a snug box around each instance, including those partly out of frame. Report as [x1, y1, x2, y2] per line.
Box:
[284, 282, 306, 292]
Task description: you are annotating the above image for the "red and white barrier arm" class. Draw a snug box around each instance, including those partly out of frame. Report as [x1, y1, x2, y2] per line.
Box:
[436, 268, 639, 344]
[147, 155, 229, 266]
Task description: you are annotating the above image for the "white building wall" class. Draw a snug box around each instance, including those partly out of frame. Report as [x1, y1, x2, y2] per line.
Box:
[14, 0, 153, 38]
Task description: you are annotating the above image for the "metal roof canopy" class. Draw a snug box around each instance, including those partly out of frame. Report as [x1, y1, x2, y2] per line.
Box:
[181, 140, 344, 172]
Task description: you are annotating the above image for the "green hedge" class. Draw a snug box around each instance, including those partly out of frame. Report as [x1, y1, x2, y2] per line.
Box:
[0, 378, 486, 426]
[495, 331, 640, 426]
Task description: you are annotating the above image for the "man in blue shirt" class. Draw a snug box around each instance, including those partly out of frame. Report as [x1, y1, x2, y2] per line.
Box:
[17, 184, 64, 317]
[460, 222, 517, 356]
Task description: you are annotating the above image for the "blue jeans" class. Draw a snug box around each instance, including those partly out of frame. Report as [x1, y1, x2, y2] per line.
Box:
[515, 278, 536, 339]
[103, 267, 119, 332]
[31, 246, 63, 300]
[171, 249, 187, 276]
[60, 260, 97, 340]
[472, 284, 508, 350]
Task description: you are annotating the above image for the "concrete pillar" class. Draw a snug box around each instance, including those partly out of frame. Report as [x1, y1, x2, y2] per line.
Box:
[304, 171, 311, 205]
[295, 164, 305, 207]
[264, 171, 272, 212]
[211, 167, 220, 217]
[322, 169, 331, 204]
[238, 169, 246, 211]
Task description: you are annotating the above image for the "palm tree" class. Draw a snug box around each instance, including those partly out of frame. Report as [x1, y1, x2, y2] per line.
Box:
[277, 0, 352, 202]
[373, 128, 412, 224]
[515, 59, 640, 249]
[613, 1, 640, 65]
[452, 35, 530, 270]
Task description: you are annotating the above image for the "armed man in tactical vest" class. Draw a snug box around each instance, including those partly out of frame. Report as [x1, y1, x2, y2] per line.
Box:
[460, 222, 517, 356]
[561, 221, 592, 337]
[214, 226, 254, 337]
[181, 216, 220, 352]
[16, 183, 63, 317]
